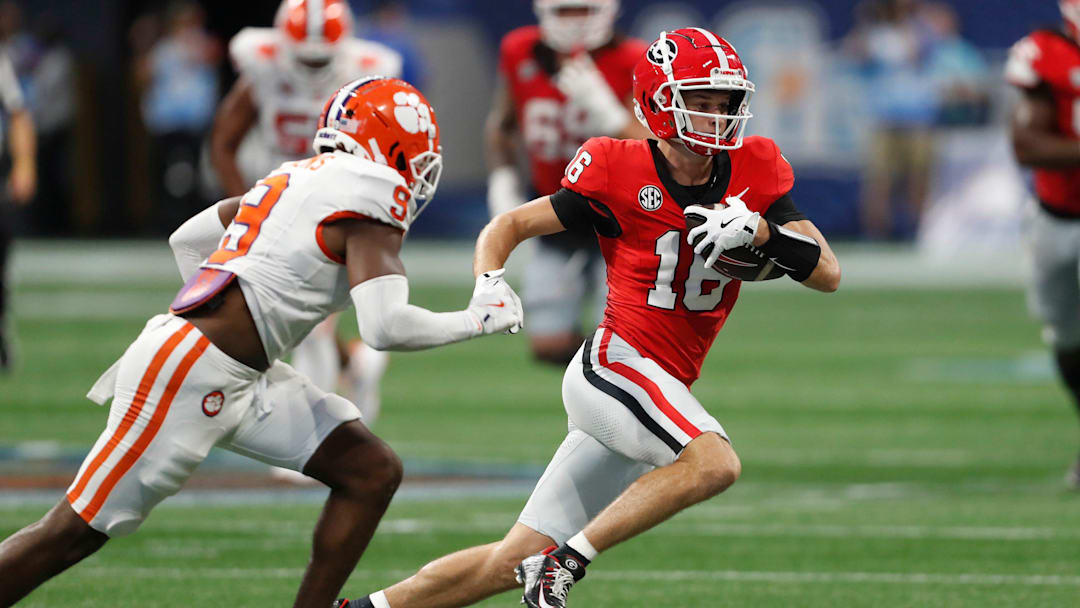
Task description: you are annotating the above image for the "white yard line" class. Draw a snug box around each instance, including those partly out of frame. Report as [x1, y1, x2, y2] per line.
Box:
[62, 566, 1080, 587]
[591, 570, 1080, 587]
[660, 522, 1080, 541]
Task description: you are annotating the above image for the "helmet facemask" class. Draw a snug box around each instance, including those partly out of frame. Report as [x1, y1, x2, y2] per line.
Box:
[658, 76, 754, 154]
[406, 148, 442, 221]
[534, 0, 618, 53]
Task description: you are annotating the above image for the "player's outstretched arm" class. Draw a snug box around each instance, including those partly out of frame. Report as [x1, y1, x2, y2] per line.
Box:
[474, 196, 568, 275]
[763, 219, 841, 292]
[342, 219, 522, 351]
[1010, 88, 1080, 169]
[167, 197, 241, 281]
[210, 78, 258, 197]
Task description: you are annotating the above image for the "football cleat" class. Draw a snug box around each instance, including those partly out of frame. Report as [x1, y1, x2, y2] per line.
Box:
[331, 599, 352, 608]
[515, 546, 585, 608]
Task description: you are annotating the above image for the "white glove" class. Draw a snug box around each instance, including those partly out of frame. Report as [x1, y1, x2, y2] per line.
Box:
[554, 53, 630, 136]
[467, 268, 524, 335]
[487, 166, 526, 219]
[684, 189, 760, 268]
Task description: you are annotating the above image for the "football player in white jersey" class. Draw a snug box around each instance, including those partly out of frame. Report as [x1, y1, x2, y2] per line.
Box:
[211, 0, 403, 427]
[0, 77, 523, 608]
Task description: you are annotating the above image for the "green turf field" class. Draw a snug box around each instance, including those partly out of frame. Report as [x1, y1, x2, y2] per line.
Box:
[3, 262, 1080, 606]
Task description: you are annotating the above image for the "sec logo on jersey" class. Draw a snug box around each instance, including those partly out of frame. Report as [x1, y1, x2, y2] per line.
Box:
[638, 185, 663, 211]
[202, 391, 225, 417]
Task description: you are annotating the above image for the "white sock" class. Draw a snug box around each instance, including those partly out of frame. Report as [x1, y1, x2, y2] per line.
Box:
[370, 590, 391, 608]
[566, 531, 599, 561]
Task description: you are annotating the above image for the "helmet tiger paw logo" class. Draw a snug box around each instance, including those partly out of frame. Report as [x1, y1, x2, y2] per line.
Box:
[391, 91, 436, 139]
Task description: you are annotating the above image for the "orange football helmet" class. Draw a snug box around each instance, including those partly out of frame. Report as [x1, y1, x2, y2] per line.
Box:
[275, 0, 353, 69]
[313, 77, 443, 221]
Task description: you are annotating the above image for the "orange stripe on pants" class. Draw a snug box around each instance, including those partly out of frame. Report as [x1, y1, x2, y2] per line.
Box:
[78, 335, 212, 523]
[67, 324, 195, 510]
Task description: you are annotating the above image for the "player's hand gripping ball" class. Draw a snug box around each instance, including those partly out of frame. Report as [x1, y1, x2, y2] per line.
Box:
[684, 201, 785, 282]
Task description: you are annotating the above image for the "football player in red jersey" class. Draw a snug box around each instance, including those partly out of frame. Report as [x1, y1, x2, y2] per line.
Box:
[486, 0, 652, 366]
[1005, 0, 1080, 489]
[339, 29, 839, 608]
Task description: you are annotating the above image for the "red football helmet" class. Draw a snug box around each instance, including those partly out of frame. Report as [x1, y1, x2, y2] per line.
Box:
[313, 77, 443, 220]
[1063, 0, 1080, 40]
[633, 28, 755, 156]
[534, 0, 619, 53]
[275, 0, 353, 69]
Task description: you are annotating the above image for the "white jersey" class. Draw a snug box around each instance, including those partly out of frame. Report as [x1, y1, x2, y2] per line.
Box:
[230, 27, 403, 177]
[199, 151, 411, 362]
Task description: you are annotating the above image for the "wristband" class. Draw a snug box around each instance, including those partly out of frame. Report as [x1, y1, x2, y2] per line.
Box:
[758, 221, 821, 282]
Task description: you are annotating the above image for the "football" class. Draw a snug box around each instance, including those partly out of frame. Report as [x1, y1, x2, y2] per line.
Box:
[685, 208, 786, 282]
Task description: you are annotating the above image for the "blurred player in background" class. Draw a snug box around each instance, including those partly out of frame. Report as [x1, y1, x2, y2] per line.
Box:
[0, 76, 523, 608]
[341, 28, 840, 608]
[211, 0, 402, 426]
[0, 49, 34, 372]
[1005, 0, 1080, 489]
[487, 0, 651, 365]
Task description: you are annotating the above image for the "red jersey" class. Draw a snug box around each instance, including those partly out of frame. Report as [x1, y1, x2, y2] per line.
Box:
[554, 136, 796, 386]
[498, 26, 647, 195]
[1005, 29, 1080, 213]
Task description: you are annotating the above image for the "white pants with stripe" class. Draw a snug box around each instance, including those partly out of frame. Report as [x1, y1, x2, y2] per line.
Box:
[518, 327, 727, 544]
[66, 314, 360, 537]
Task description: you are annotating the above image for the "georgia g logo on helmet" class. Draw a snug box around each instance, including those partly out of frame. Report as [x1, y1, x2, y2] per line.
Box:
[646, 37, 678, 66]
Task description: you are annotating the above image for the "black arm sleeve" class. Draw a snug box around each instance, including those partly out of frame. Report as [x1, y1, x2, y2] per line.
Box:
[763, 193, 807, 225]
[549, 188, 622, 238]
[758, 220, 821, 282]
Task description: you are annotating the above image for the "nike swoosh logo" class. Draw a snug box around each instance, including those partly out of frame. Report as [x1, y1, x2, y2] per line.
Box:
[483, 302, 506, 308]
[720, 219, 735, 229]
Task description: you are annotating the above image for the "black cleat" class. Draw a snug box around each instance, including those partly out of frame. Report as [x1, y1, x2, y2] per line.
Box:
[515, 546, 585, 608]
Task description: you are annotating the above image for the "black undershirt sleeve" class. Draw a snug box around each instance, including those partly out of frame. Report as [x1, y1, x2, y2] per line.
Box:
[763, 193, 806, 225]
[549, 188, 622, 238]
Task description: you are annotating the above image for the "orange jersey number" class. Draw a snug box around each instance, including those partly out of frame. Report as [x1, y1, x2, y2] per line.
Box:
[208, 173, 291, 265]
[390, 185, 410, 221]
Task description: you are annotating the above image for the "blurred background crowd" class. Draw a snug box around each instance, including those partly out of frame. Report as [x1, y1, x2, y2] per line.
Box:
[0, 0, 1060, 246]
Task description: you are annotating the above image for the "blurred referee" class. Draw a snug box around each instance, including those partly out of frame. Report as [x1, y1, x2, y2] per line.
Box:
[0, 48, 35, 371]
